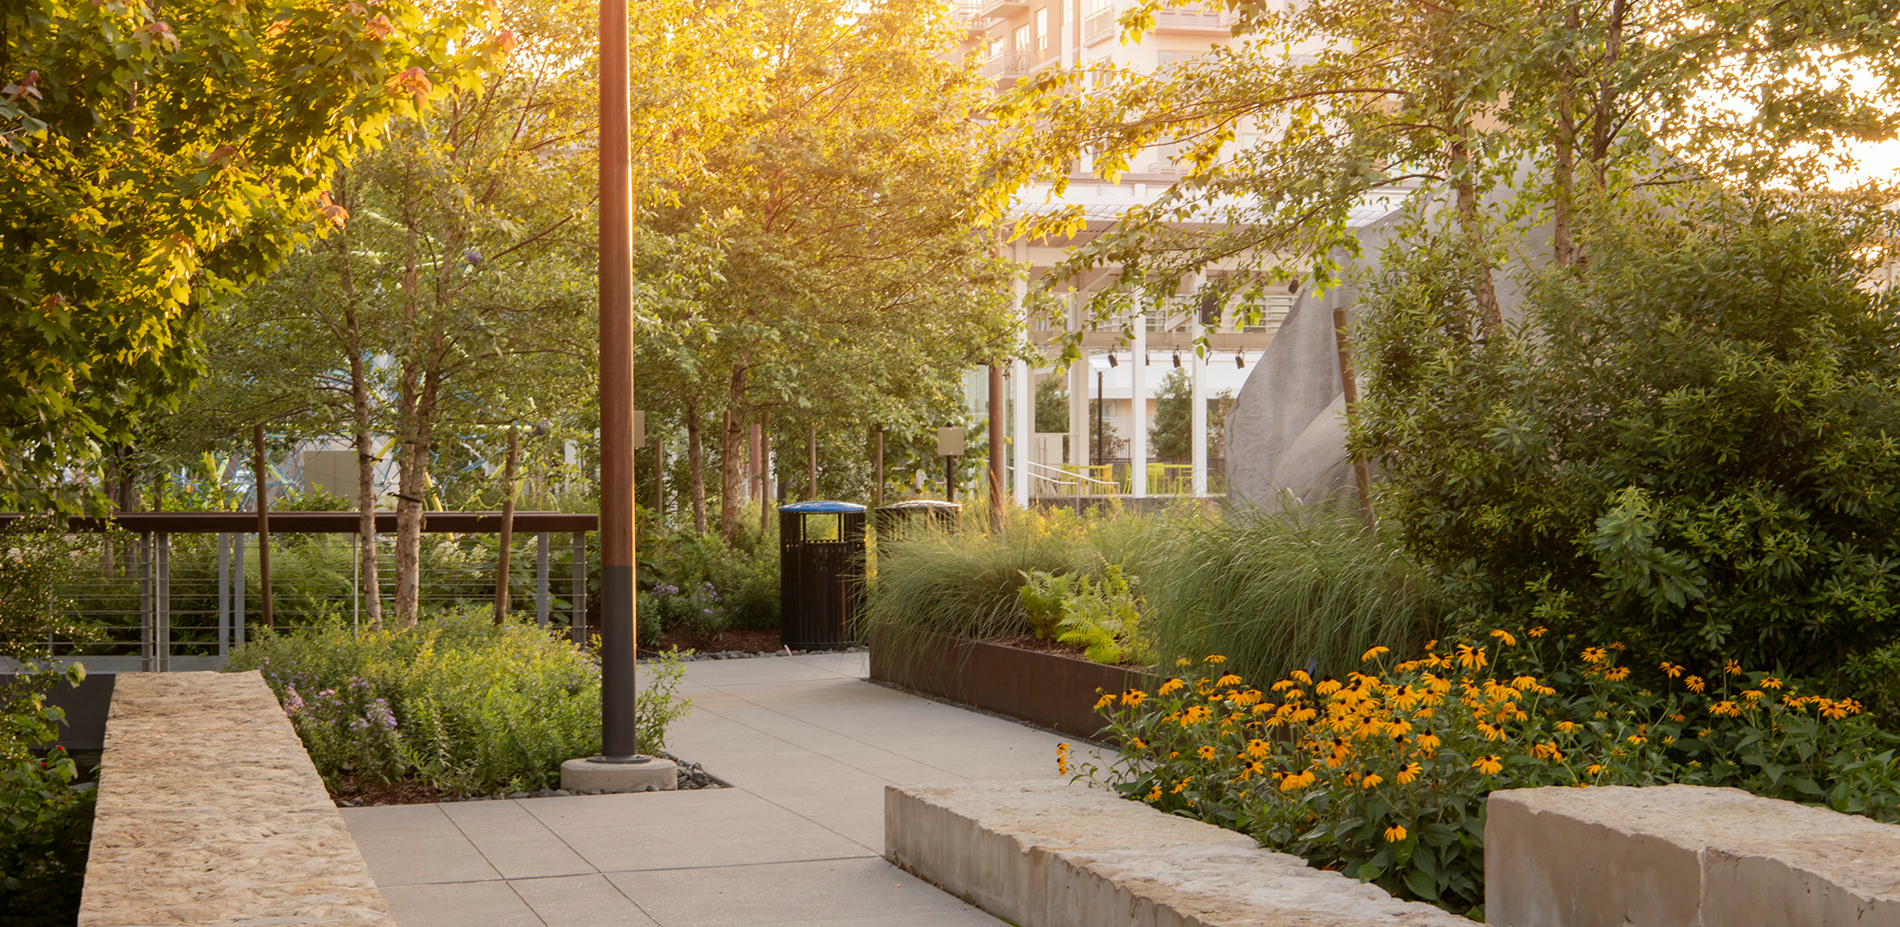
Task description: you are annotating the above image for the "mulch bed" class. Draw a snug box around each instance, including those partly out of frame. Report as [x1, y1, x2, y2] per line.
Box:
[641, 627, 784, 656]
[331, 776, 452, 806]
[990, 634, 1094, 660]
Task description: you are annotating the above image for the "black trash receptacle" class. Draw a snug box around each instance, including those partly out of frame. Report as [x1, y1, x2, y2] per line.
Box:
[874, 499, 962, 539]
[779, 501, 867, 650]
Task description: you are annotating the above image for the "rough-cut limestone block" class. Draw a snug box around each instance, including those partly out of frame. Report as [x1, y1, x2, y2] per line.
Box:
[1487, 784, 1900, 927]
[886, 780, 1477, 927]
[79, 671, 396, 927]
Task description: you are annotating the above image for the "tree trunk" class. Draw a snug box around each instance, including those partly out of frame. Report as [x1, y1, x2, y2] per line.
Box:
[757, 409, 770, 536]
[392, 368, 439, 628]
[1448, 123, 1502, 333]
[719, 365, 747, 542]
[495, 427, 519, 623]
[336, 168, 383, 630]
[687, 397, 707, 533]
[389, 211, 443, 629]
[252, 425, 273, 630]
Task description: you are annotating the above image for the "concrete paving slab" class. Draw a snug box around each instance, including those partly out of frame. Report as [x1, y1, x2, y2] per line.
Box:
[513, 874, 661, 927]
[522, 788, 786, 831]
[340, 803, 462, 842]
[466, 823, 597, 880]
[441, 799, 557, 835]
[606, 858, 995, 927]
[343, 652, 1050, 926]
[378, 880, 543, 927]
[351, 832, 503, 887]
[560, 817, 873, 872]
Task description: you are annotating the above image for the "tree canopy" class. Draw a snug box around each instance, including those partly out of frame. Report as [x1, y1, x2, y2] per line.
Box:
[1, 0, 507, 509]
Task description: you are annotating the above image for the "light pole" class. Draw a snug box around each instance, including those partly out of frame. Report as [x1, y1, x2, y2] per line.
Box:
[561, 0, 677, 791]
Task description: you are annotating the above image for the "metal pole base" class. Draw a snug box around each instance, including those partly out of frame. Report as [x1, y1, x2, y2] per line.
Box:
[560, 755, 678, 793]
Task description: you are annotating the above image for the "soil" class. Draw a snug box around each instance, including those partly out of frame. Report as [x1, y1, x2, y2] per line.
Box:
[642, 627, 783, 656]
[990, 633, 1093, 660]
[332, 775, 452, 806]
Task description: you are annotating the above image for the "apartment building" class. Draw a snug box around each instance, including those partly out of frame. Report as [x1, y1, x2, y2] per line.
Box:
[958, 0, 1292, 500]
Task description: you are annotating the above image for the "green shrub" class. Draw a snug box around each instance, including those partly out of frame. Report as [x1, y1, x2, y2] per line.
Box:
[225, 607, 692, 795]
[644, 528, 779, 631]
[1084, 631, 1900, 918]
[649, 582, 731, 641]
[1355, 199, 1900, 677]
[0, 516, 100, 923]
[1138, 506, 1445, 685]
[0, 667, 94, 926]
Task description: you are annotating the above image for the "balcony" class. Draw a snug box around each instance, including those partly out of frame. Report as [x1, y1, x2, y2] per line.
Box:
[978, 0, 1030, 17]
[952, 1, 994, 32]
[1084, 8, 1118, 44]
[982, 51, 1034, 86]
[1152, 5, 1227, 33]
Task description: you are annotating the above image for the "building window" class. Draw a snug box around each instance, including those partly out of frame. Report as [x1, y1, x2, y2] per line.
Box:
[989, 37, 1004, 58]
[1242, 294, 1293, 333]
[1014, 24, 1030, 54]
[1036, 8, 1049, 49]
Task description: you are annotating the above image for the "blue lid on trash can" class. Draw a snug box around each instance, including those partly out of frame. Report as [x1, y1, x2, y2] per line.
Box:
[779, 500, 866, 514]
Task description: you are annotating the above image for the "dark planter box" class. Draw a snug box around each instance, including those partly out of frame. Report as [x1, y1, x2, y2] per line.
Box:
[868, 623, 1151, 739]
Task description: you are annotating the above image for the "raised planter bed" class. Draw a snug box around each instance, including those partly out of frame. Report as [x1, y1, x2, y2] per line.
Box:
[867, 623, 1151, 739]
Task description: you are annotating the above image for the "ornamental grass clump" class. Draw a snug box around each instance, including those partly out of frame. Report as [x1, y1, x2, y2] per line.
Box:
[1081, 631, 1900, 917]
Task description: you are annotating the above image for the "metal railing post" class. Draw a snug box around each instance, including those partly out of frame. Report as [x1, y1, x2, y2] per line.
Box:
[156, 531, 170, 672]
[536, 532, 550, 629]
[570, 531, 587, 644]
[139, 532, 153, 673]
[234, 533, 246, 648]
[218, 532, 230, 658]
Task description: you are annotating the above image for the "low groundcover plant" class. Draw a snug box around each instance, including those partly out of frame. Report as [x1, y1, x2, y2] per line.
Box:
[1079, 631, 1900, 918]
[226, 607, 691, 797]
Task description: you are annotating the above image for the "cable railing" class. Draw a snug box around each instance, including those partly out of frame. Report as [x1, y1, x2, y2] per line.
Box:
[0, 512, 594, 673]
[1013, 460, 1228, 497]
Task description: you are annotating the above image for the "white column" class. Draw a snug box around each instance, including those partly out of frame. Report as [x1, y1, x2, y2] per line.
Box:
[1190, 292, 1208, 496]
[1130, 302, 1147, 497]
[1068, 288, 1088, 466]
[1013, 244, 1033, 505]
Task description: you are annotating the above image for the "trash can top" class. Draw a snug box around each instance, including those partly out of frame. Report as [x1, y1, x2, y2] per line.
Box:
[875, 500, 963, 511]
[779, 500, 867, 514]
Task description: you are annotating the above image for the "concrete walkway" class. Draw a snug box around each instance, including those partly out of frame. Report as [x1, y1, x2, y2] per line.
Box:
[340, 652, 1098, 927]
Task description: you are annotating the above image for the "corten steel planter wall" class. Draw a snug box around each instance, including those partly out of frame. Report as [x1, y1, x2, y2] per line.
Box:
[869, 623, 1152, 739]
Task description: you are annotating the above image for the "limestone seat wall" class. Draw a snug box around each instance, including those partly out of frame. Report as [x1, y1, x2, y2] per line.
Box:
[79, 671, 396, 927]
[886, 780, 1476, 927]
[1487, 784, 1900, 927]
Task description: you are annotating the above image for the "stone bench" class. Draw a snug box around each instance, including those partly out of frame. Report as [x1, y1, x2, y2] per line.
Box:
[79, 671, 396, 927]
[885, 780, 1476, 926]
[1486, 784, 1900, 927]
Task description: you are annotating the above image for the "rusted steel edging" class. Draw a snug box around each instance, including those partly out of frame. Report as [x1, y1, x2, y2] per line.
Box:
[868, 622, 1153, 740]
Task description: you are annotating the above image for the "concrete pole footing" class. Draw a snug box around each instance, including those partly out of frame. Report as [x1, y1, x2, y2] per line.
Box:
[560, 755, 679, 792]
